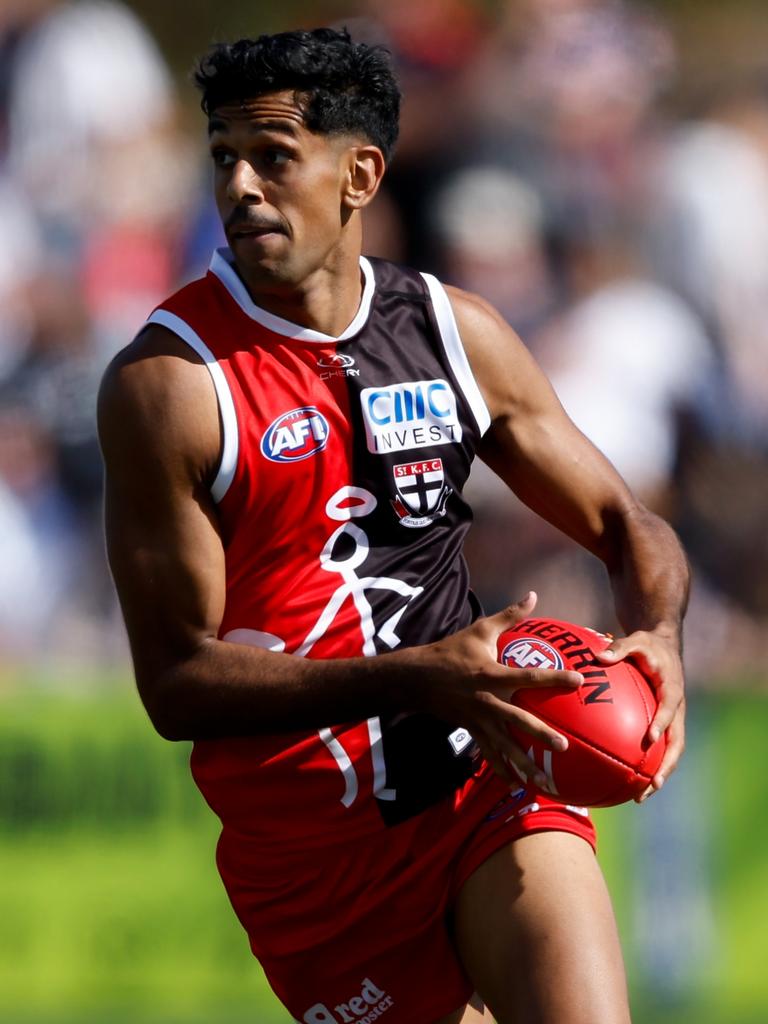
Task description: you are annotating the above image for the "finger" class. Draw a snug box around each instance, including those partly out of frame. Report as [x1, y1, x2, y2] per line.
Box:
[485, 591, 538, 634]
[646, 684, 684, 745]
[477, 740, 516, 784]
[508, 667, 584, 690]
[491, 662, 583, 691]
[595, 635, 635, 663]
[597, 634, 660, 677]
[475, 716, 551, 789]
[500, 703, 570, 753]
[481, 696, 573, 753]
[652, 701, 686, 783]
[637, 702, 686, 803]
[636, 779, 659, 803]
[473, 728, 521, 785]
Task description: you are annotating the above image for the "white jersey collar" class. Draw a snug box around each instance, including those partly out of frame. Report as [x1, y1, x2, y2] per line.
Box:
[209, 247, 375, 343]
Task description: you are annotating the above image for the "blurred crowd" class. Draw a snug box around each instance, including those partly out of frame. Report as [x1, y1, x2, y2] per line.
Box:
[1, 0, 767, 686]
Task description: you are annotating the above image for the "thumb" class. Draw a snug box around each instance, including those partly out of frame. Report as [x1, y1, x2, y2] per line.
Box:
[488, 591, 538, 632]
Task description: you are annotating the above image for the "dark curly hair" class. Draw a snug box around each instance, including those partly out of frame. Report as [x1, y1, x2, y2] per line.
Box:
[194, 27, 401, 162]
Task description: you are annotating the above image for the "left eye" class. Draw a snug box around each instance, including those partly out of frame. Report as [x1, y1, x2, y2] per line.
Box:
[265, 149, 290, 166]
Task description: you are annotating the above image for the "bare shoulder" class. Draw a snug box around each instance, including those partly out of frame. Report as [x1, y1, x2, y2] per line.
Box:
[443, 284, 555, 420]
[98, 324, 221, 486]
[444, 284, 509, 335]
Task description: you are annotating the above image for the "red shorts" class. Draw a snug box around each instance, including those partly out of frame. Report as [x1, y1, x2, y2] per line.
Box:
[252, 767, 596, 1024]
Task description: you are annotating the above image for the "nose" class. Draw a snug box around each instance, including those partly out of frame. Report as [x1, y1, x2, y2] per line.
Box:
[226, 160, 264, 204]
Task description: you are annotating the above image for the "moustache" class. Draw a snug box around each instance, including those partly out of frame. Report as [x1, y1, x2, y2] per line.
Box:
[225, 211, 288, 235]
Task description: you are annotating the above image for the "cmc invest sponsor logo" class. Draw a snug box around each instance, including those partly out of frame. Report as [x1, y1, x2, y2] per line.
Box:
[360, 378, 462, 454]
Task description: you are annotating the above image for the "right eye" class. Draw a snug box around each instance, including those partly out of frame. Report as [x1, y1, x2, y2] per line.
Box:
[211, 148, 236, 168]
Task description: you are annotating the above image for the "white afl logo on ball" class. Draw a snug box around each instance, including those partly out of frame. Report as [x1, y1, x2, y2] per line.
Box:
[501, 638, 564, 671]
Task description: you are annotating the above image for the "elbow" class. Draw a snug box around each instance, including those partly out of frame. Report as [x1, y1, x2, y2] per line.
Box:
[599, 501, 657, 567]
[149, 713, 188, 743]
[137, 667, 191, 742]
[134, 636, 218, 742]
[602, 501, 688, 576]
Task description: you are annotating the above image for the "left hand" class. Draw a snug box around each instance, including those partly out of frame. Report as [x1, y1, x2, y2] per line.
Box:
[596, 628, 685, 802]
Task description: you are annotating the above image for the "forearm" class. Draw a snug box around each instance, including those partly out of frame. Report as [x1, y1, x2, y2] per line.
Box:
[603, 504, 690, 643]
[136, 638, 420, 741]
[597, 504, 689, 787]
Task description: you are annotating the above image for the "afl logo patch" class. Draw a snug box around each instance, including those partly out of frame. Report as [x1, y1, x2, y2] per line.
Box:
[501, 638, 564, 672]
[260, 407, 330, 463]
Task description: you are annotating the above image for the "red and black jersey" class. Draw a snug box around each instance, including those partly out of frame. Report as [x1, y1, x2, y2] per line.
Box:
[147, 248, 494, 919]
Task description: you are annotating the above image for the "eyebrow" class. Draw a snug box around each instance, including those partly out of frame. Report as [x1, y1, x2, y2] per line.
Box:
[207, 117, 301, 138]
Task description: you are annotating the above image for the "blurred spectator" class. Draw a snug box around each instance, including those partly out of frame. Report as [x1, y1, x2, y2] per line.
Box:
[430, 165, 556, 337]
[6, 0, 195, 343]
[538, 223, 714, 505]
[0, 177, 41, 380]
[0, 477, 52, 655]
[459, 0, 674, 227]
[0, 0, 765, 683]
[647, 79, 768, 630]
[650, 90, 768, 441]
[5, 1, 174, 237]
[463, 217, 714, 633]
[0, 0, 55, 157]
[0, 0, 190, 663]
[342, 2, 491, 265]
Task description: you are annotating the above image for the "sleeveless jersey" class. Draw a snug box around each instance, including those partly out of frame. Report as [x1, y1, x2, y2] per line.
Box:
[148, 248, 493, 874]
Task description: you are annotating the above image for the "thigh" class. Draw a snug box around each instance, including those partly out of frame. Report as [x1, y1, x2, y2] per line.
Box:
[260, 898, 475, 1024]
[453, 831, 631, 1024]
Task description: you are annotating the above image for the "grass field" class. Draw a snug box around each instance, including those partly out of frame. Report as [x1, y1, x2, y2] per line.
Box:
[0, 687, 766, 1023]
[0, 827, 289, 1024]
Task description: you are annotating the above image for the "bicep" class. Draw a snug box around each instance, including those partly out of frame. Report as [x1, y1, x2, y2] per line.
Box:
[103, 452, 226, 681]
[98, 334, 225, 703]
[451, 288, 638, 557]
[478, 392, 636, 558]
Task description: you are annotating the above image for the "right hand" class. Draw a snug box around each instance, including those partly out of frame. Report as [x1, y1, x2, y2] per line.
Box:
[411, 592, 583, 788]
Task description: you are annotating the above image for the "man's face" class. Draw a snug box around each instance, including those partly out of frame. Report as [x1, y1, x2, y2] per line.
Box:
[208, 91, 356, 292]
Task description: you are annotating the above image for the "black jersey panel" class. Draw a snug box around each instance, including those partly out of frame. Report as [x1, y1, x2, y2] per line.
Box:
[335, 259, 489, 824]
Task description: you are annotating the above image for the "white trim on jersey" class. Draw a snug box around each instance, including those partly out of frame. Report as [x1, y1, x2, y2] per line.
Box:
[209, 248, 376, 344]
[146, 309, 239, 503]
[419, 273, 492, 436]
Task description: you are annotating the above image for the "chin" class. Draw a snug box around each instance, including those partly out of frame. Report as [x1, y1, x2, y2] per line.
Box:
[235, 254, 299, 291]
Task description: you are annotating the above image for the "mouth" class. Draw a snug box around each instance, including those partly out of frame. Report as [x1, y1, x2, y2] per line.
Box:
[231, 225, 284, 238]
[227, 216, 288, 242]
[228, 224, 289, 255]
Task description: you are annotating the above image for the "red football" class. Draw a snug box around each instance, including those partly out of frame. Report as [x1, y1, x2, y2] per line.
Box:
[497, 617, 667, 807]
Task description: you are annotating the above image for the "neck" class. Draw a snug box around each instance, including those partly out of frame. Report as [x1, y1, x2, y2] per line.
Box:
[234, 235, 366, 337]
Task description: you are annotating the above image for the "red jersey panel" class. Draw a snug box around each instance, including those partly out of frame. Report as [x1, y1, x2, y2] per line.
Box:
[147, 248, 497, 942]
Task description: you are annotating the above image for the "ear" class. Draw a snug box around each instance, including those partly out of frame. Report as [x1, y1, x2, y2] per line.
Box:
[342, 145, 386, 211]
